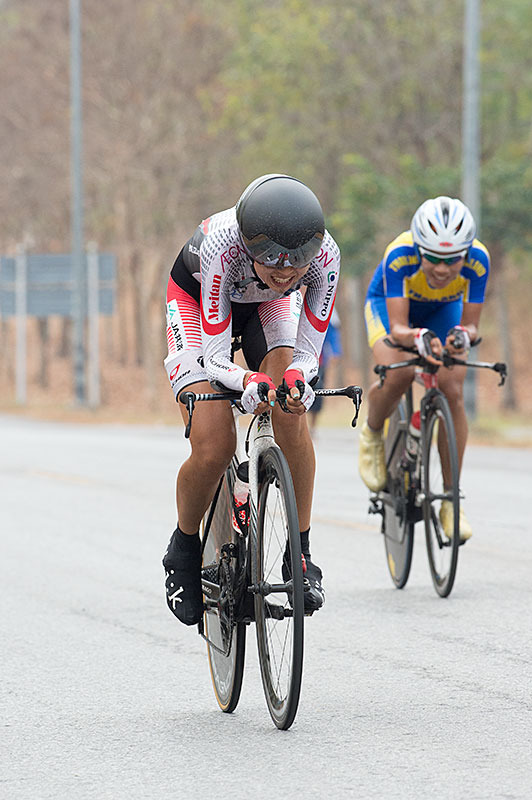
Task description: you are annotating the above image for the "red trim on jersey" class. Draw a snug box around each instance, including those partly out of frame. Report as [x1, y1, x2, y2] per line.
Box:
[200, 291, 231, 335]
[303, 294, 336, 333]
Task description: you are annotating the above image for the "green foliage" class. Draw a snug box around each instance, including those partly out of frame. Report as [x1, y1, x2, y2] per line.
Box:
[482, 155, 532, 259]
[330, 154, 460, 277]
[329, 155, 388, 276]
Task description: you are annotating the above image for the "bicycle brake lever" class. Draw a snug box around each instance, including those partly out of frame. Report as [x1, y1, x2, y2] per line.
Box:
[179, 391, 196, 439]
[345, 386, 363, 427]
[495, 362, 507, 386]
[374, 364, 388, 387]
[351, 395, 362, 427]
[274, 380, 290, 413]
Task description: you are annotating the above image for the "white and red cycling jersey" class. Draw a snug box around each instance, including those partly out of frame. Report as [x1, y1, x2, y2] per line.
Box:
[164, 206, 340, 396]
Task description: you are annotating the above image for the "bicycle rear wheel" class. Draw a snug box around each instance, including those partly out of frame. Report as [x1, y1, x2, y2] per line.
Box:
[382, 397, 415, 589]
[254, 446, 304, 730]
[202, 465, 246, 713]
[422, 393, 460, 598]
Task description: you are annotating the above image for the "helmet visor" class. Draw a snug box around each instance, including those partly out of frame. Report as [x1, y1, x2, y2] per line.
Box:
[242, 231, 324, 268]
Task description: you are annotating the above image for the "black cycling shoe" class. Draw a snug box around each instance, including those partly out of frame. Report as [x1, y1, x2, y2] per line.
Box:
[162, 529, 203, 626]
[282, 552, 325, 613]
[301, 555, 325, 612]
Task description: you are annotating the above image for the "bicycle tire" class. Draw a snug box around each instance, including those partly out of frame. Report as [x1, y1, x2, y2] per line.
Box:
[254, 446, 304, 730]
[422, 392, 460, 598]
[382, 396, 415, 589]
[202, 465, 246, 713]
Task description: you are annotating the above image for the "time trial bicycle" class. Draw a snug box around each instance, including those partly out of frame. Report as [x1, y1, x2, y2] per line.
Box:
[180, 381, 362, 729]
[369, 338, 506, 597]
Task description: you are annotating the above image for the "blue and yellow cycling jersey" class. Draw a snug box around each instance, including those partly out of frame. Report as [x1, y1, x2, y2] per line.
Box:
[364, 231, 490, 347]
[367, 230, 490, 304]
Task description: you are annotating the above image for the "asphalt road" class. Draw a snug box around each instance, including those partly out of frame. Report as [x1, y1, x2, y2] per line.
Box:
[1, 415, 531, 799]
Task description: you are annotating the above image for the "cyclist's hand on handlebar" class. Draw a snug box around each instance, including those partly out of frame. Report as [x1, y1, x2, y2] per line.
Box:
[414, 328, 442, 365]
[280, 368, 315, 415]
[242, 371, 276, 414]
[446, 325, 471, 356]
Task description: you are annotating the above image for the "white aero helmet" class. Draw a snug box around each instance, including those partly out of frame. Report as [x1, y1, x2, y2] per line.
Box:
[411, 196, 476, 256]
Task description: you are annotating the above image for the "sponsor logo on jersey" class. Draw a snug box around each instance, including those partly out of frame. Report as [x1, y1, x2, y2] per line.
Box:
[467, 257, 487, 278]
[320, 285, 335, 317]
[171, 322, 183, 350]
[230, 286, 244, 300]
[169, 363, 181, 380]
[304, 293, 336, 333]
[316, 248, 334, 270]
[220, 243, 247, 270]
[208, 274, 222, 319]
[388, 254, 419, 272]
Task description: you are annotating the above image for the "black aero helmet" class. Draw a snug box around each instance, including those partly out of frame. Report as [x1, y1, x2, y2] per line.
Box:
[236, 174, 325, 267]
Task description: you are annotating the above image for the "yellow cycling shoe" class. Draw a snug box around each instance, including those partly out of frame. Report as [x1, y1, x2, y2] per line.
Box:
[439, 500, 473, 542]
[358, 420, 387, 492]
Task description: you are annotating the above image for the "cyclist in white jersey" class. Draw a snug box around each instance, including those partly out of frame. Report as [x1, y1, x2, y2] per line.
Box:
[162, 174, 340, 625]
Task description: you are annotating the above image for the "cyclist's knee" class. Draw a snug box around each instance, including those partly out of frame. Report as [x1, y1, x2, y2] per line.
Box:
[441, 376, 465, 408]
[189, 425, 235, 475]
[272, 407, 310, 443]
[191, 441, 234, 478]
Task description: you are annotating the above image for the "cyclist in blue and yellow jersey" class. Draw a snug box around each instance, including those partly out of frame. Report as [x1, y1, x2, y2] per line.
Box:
[359, 196, 490, 541]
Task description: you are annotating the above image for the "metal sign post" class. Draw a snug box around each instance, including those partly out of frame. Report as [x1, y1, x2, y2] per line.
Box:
[15, 246, 27, 405]
[462, 0, 481, 420]
[70, 0, 86, 405]
[87, 242, 100, 408]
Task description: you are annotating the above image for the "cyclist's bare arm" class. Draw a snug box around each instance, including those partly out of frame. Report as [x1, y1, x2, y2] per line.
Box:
[386, 297, 442, 363]
[445, 302, 483, 354]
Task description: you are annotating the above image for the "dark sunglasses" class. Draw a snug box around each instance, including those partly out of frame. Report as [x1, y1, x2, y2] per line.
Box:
[420, 249, 466, 266]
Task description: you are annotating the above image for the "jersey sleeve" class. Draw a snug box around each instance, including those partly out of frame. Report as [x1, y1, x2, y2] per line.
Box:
[381, 237, 419, 298]
[200, 236, 246, 392]
[462, 240, 490, 303]
[289, 233, 340, 382]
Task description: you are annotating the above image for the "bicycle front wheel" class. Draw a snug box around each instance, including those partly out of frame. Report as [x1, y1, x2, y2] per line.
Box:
[202, 468, 246, 713]
[422, 393, 460, 598]
[254, 446, 304, 730]
[382, 398, 415, 589]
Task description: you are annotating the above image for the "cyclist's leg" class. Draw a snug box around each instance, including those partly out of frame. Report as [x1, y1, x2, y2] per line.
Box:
[367, 336, 416, 429]
[417, 299, 467, 477]
[437, 367, 467, 475]
[418, 300, 471, 540]
[240, 292, 314, 530]
[163, 278, 237, 624]
[260, 345, 315, 532]
[175, 381, 237, 533]
[364, 296, 415, 430]
[241, 294, 323, 610]
[163, 381, 236, 625]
